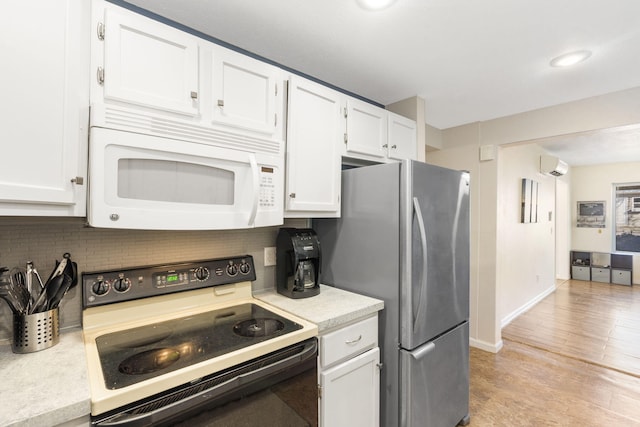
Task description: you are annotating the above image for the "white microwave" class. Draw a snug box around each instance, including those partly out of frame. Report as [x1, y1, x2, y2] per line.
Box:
[87, 127, 283, 230]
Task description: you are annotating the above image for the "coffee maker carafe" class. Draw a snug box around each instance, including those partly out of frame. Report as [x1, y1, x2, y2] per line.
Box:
[276, 228, 321, 298]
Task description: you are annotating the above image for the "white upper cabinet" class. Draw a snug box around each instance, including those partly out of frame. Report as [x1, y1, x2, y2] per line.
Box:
[344, 98, 388, 160]
[387, 111, 417, 160]
[100, 5, 200, 116]
[0, 0, 89, 216]
[285, 76, 343, 217]
[342, 98, 417, 163]
[212, 48, 281, 138]
[91, 0, 285, 152]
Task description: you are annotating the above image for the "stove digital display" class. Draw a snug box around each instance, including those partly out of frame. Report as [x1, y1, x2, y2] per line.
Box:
[152, 270, 189, 288]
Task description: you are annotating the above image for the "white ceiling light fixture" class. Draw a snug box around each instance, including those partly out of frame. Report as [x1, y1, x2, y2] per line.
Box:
[356, 0, 397, 11]
[550, 50, 592, 67]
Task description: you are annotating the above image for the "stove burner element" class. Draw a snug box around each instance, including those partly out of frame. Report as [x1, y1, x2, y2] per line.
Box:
[118, 348, 181, 375]
[233, 318, 285, 337]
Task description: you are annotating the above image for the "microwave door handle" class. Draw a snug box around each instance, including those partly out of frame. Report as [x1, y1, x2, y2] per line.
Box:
[248, 154, 259, 226]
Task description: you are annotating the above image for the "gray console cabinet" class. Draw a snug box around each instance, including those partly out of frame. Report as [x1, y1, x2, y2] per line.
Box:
[570, 250, 633, 286]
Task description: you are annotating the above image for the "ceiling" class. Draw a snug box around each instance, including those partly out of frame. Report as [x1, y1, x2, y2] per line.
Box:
[121, 0, 640, 166]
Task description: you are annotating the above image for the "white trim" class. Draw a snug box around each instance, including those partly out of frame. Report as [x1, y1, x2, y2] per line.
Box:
[500, 284, 556, 328]
[470, 337, 503, 353]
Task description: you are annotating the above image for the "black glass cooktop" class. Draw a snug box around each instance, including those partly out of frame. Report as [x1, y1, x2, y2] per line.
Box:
[95, 303, 302, 389]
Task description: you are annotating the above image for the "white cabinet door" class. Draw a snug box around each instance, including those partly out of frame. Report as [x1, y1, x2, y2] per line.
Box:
[101, 5, 200, 116]
[285, 76, 342, 216]
[387, 111, 417, 160]
[320, 347, 380, 427]
[345, 99, 387, 159]
[212, 47, 281, 137]
[0, 0, 89, 216]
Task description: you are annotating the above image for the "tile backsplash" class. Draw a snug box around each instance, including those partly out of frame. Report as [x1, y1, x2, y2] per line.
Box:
[0, 217, 307, 342]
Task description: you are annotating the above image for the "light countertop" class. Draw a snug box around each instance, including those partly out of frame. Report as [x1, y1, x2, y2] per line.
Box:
[0, 329, 90, 427]
[255, 284, 384, 333]
[0, 285, 382, 425]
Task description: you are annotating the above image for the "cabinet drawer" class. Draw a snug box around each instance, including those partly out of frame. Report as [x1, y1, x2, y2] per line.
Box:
[320, 316, 378, 369]
[591, 267, 611, 283]
[571, 266, 590, 281]
[611, 269, 632, 286]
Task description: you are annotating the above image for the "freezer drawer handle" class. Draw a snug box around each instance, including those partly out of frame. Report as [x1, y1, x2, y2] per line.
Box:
[410, 342, 435, 361]
[344, 335, 362, 345]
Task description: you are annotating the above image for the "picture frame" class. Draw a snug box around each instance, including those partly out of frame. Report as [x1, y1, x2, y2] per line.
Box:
[521, 178, 539, 223]
[576, 201, 605, 228]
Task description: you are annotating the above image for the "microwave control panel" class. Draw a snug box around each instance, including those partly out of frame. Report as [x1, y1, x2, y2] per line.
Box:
[259, 166, 277, 208]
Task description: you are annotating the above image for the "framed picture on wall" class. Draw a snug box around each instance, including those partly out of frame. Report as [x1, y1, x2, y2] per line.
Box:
[521, 178, 539, 223]
[577, 201, 605, 228]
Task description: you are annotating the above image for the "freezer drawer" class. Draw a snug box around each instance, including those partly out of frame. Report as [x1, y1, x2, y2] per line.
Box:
[611, 269, 632, 286]
[591, 267, 610, 283]
[400, 322, 469, 427]
[571, 265, 590, 281]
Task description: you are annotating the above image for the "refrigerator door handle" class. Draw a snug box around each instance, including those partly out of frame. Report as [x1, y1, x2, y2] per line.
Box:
[412, 196, 428, 329]
[410, 341, 435, 361]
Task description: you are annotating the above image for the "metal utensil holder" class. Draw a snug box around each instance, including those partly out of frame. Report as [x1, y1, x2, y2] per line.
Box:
[12, 307, 59, 353]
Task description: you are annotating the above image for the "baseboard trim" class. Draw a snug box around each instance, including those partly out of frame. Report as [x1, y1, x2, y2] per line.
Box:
[501, 284, 557, 328]
[470, 337, 503, 353]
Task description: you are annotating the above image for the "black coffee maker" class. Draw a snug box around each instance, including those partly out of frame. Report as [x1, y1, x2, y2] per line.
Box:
[276, 228, 321, 299]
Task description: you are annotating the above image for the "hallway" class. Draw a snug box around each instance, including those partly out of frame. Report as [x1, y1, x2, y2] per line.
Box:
[468, 280, 640, 426]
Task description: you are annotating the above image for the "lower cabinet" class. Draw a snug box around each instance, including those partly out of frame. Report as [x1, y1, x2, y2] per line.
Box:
[318, 315, 380, 427]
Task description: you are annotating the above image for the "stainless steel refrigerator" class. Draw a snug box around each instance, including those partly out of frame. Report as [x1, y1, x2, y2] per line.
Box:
[314, 159, 470, 427]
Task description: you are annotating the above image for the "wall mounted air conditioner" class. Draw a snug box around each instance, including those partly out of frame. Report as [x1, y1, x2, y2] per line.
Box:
[540, 155, 568, 176]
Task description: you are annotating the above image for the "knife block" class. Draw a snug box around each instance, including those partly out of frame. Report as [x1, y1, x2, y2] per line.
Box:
[12, 307, 59, 353]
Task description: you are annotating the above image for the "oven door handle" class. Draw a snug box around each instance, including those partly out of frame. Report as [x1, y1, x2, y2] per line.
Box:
[94, 338, 318, 426]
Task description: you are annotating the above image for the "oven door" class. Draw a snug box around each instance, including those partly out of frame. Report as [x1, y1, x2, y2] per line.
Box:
[88, 127, 282, 230]
[92, 338, 318, 427]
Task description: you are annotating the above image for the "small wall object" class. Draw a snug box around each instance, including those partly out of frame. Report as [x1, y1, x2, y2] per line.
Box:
[577, 201, 605, 228]
[521, 178, 539, 223]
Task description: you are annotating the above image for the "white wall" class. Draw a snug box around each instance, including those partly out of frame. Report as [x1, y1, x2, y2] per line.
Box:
[571, 162, 640, 283]
[555, 174, 571, 280]
[497, 144, 557, 326]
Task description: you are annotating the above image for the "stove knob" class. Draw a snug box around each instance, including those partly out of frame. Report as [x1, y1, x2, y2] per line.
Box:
[92, 280, 109, 296]
[113, 277, 131, 293]
[226, 262, 239, 277]
[239, 261, 251, 275]
[194, 267, 210, 281]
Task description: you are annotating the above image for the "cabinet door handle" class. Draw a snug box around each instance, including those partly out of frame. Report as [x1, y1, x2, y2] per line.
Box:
[289, 193, 296, 198]
[391, 144, 397, 149]
[345, 335, 362, 345]
[97, 67, 104, 85]
[191, 91, 198, 100]
[382, 144, 388, 148]
[217, 99, 224, 107]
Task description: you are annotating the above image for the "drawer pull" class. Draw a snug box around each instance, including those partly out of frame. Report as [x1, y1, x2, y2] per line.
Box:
[345, 335, 362, 345]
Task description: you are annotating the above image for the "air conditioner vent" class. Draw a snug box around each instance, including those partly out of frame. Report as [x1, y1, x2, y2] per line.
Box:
[540, 155, 568, 176]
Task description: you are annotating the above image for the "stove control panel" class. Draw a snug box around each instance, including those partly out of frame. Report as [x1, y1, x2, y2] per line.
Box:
[82, 255, 256, 308]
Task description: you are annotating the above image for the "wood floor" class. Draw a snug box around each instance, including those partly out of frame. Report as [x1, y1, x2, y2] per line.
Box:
[469, 279, 640, 426]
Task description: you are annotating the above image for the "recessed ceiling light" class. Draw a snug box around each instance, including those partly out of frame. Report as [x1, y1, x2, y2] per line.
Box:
[550, 50, 592, 68]
[356, 0, 397, 11]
